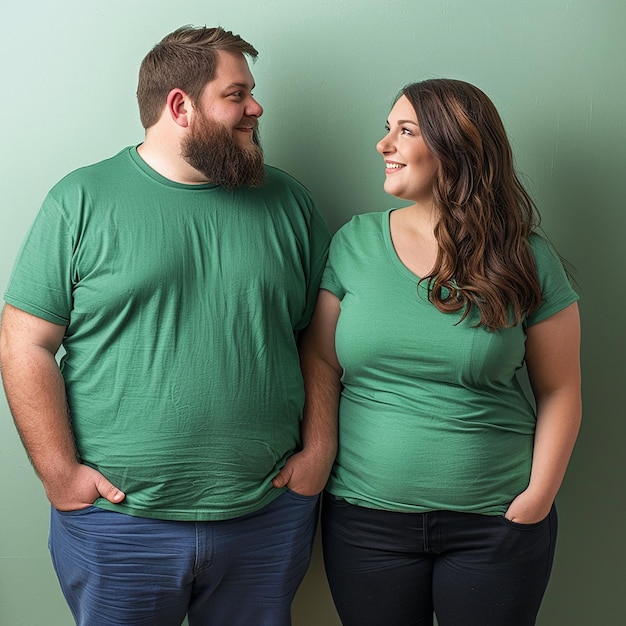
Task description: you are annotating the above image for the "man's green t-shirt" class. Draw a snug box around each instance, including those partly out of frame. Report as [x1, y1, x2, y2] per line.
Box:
[4, 147, 330, 521]
[322, 209, 578, 516]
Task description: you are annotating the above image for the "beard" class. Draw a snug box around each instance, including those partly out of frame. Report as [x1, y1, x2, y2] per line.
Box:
[181, 113, 265, 189]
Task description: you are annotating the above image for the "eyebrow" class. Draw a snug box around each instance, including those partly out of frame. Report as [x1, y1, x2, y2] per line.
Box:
[224, 82, 255, 90]
[386, 118, 420, 127]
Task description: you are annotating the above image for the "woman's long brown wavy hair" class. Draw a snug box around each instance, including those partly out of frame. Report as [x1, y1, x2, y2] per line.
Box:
[402, 79, 542, 331]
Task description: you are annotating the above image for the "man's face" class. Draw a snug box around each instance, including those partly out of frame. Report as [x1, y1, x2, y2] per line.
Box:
[180, 50, 266, 188]
[196, 50, 263, 146]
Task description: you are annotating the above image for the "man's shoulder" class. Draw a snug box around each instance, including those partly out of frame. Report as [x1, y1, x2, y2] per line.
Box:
[262, 165, 312, 198]
[52, 147, 134, 190]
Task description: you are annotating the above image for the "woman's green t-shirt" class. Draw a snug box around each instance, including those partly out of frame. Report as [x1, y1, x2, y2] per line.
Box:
[322, 209, 578, 515]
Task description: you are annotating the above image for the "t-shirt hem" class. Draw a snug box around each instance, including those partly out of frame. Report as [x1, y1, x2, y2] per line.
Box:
[326, 489, 508, 516]
[3, 294, 69, 326]
[525, 292, 579, 327]
[319, 280, 343, 299]
[93, 488, 285, 522]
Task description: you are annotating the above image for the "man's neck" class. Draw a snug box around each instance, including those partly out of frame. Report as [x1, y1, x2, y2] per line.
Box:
[137, 137, 210, 185]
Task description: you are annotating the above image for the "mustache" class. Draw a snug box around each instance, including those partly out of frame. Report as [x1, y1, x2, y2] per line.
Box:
[236, 117, 261, 148]
[238, 117, 259, 130]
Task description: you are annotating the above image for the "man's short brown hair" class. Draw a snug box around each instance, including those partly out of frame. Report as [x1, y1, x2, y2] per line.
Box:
[137, 25, 258, 129]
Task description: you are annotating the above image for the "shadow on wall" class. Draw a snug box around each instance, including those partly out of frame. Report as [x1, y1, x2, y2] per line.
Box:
[531, 119, 626, 623]
[292, 527, 341, 625]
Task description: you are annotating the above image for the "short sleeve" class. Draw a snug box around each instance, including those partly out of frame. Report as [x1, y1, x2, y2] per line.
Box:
[4, 194, 74, 325]
[525, 234, 579, 327]
[294, 202, 331, 331]
[320, 224, 349, 300]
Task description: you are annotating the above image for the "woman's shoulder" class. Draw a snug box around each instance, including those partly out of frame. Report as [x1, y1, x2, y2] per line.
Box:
[527, 231, 565, 271]
[334, 209, 390, 238]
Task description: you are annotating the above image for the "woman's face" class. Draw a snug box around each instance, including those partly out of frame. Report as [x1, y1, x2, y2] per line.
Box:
[376, 95, 439, 206]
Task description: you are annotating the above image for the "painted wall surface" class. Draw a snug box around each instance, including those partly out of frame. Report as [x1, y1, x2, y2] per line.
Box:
[1, 1, 623, 624]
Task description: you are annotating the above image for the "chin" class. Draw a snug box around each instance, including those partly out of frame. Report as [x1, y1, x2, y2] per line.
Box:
[235, 132, 254, 145]
[384, 183, 403, 199]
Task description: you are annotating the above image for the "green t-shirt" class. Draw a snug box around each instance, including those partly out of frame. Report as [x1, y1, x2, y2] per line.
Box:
[4, 147, 330, 521]
[321, 209, 578, 515]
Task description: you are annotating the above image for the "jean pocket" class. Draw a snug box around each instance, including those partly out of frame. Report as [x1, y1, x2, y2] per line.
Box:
[322, 491, 354, 511]
[498, 513, 549, 531]
[285, 488, 319, 502]
[53, 505, 99, 516]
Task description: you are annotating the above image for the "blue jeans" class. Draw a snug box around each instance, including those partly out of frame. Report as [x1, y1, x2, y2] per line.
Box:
[321, 491, 557, 626]
[49, 490, 319, 626]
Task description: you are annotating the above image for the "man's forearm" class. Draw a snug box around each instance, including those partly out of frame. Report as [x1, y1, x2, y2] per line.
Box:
[299, 352, 341, 463]
[0, 305, 78, 483]
[1, 345, 79, 480]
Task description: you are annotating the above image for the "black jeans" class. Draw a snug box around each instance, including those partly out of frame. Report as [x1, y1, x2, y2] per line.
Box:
[321, 491, 557, 626]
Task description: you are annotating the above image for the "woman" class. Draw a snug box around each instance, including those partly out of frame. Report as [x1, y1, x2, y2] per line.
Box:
[300, 79, 581, 626]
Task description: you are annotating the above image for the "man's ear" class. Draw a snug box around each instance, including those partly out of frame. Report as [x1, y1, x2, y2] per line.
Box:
[166, 88, 192, 128]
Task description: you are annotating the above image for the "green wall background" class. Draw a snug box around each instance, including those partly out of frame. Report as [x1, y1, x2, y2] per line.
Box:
[1, 1, 623, 624]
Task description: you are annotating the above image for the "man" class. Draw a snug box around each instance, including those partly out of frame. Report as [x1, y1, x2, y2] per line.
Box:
[0, 25, 334, 625]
